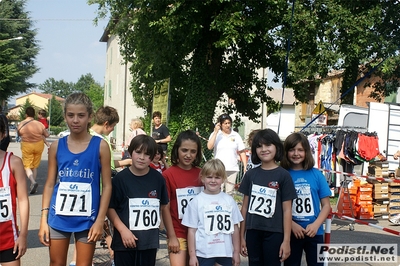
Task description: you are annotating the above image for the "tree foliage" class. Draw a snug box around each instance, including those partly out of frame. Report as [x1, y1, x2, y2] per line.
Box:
[0, 0, 39, 105]
[38, 78, 75, 99]
[285, 0, 400, 105]
[89, 0, 400, 131]
[45, 95, 64, 127]
[18, 98, 34, 120]
[38, 73, 104, 110]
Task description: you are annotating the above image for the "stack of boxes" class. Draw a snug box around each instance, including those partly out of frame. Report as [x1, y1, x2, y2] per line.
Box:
[368, 161, 389, 179]
[355, 183, 374, 219]
[369, 180, 389, 220]
[388, 182, 400, 221]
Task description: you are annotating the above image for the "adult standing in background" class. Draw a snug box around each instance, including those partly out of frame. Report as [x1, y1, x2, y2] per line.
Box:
[0, 106, 10, 151]
[207, 113, 247, 195]
[126, 118, 146, 146]
[151, 111, 171, 154]
[18, 106, 49, 194]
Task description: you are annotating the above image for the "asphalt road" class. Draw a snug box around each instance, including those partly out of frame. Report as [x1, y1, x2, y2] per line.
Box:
[6, 139, 400, 266]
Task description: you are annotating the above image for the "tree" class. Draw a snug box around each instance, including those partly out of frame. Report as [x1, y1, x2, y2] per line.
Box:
[86, 82, 104, 111]
[38, 78, 75, 99]
[276, 1, 400, 105]
[38, 74, 104, 109]
[90, 0, 286, 131]
[45, 95, 64, 127]
[0, 0, 39, 105]
[90, 0, 400, 131]
[18, 98, 34, 120]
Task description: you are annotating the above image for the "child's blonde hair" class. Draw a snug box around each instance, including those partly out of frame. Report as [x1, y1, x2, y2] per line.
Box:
[200, 159, 227, 182]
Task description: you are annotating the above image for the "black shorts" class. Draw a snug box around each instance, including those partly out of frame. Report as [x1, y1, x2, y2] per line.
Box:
[0, 247, 18, 263]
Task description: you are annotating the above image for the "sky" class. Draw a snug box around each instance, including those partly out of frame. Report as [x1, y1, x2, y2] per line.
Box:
[25, 0, 108, 87]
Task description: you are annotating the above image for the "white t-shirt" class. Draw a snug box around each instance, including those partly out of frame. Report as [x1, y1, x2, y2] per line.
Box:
[209, 130, 245, 171]
[182, 191, 243, 258]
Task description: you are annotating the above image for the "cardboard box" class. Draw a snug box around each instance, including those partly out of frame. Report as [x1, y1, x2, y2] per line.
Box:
[371, 181, 389, 192]
[373, 192, 390, 199]
[396, 168, 400, 177]
[374, 213, 389, 220]
[373, 205, 388, 213]
[389, 186, 400, 193]
[369, 161, 389, 168]
[374, 199, 390, 205]
[389, 181, 400, 187]
[390, 193, 400, 200]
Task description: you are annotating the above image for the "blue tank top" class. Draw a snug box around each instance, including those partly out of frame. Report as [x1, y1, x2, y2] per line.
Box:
[48, 136, 102, 232]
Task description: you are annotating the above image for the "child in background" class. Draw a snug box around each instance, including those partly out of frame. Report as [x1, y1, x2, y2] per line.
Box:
[281, 132, 331, 266]
[150, 144, 169, 173]
[0, 117, 29, 266]
[38, 109, 50, 148]
[162, 130, 204, 266]
[182, 159, 243, 266]
[107, 135, 175, 266]
[238, 129, 297, 266]
[246, 129, 261, 171]
[38, 109, 49, 129]
[38, 92, 112, 266]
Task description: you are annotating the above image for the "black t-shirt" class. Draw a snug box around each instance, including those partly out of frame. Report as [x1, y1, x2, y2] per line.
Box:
[151, 124, 170, 151]
[238, 166, 297, 233]
[109, 167, 169, 251]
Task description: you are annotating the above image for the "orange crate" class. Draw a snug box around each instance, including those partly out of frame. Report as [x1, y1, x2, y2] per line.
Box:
[357, 199, 372, 206]
[342, 194, 357, 202]
[359, 184, 373, 192]
[357, 212, 374, 219]
[356, 204, 373, 214]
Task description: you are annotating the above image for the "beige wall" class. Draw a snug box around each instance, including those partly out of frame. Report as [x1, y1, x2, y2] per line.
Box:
[103, 35, 146, 151]
[16, 94, 48, 109]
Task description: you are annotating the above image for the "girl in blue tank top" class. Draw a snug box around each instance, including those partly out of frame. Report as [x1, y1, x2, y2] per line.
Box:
[38, 93, 112, 266]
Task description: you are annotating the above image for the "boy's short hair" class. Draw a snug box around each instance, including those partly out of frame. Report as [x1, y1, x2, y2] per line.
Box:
[152, 111, 162, 119]
[38, 109, 47, 117]
[25, 106, 35, 118]
[128, 135, 157, 161]
[200, 159, 227, 181]
[94, 106, 119, 126]
[247, 129, 261, 148]
[251, 129, 283, 164]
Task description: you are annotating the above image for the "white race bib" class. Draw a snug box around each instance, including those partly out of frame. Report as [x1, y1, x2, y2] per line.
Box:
[55, 182, 92, 216]
[292, 184, 314, 217]
[176, 187, 203, 219]
[129, 198, 160, 230]
[203, 204, 233, 235]
[249, 184, 277, 218]
[0, 187, 12, 223]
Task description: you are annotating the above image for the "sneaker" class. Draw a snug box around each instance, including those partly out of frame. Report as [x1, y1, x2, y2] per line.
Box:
[389, 214, 400, 225]
[30, 182, 38, 194]
[159, 229, 167, 238]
